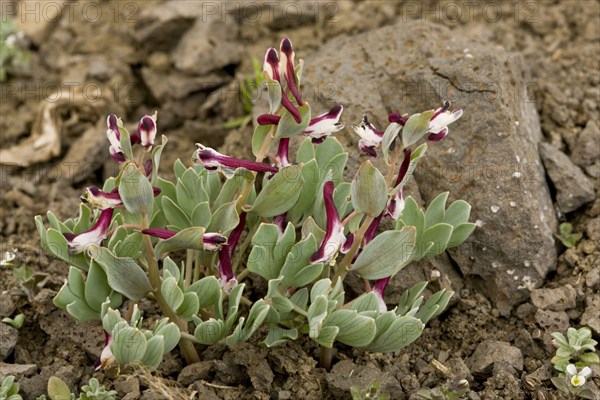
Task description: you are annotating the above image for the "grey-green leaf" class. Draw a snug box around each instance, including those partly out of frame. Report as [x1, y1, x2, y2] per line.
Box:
[351, 161, 387, 217]
[401, 110, 435, 147]
[88, 246, 153, 301]
[119, 164, 154, 215]
[350, 228, 416, 280]
[112, 326, 148, 364]
[250, 165, 303, 217]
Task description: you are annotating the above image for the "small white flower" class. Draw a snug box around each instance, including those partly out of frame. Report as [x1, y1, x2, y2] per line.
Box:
[566, 364, 592, 387]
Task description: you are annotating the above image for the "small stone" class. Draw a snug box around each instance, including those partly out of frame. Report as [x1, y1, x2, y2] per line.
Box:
[278, 390, 292, 400]
[177, 361, 214, 386]
[585, 268, 600, 289]
[571, 120, 600, 167]
[114, 377, 140, 399]
[539, 142, 596, 213]
[534, 309, 570, 332]
[446, 357, 473, 381]
[580, 294, 600, 335]
[531, 284, 577, 311]
[0, 323, 18, 361]
[586, 217, 600, 242]
[467, 340, 523, 374]
[326, 360, 403, 399]
[0, 362, 37, 381]
[0, 292, 15, 317]
[514, 302, 536, 320]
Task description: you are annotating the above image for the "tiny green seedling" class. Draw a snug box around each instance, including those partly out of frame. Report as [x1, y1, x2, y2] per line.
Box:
[414, 378, 470, 400]
[2, 313, 25, 329]
[0, 18, 30, 82]
[555, 222, 582, 248]
[351, 380, 390, 400]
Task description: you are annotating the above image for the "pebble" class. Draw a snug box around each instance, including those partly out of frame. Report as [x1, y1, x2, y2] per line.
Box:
[530, 285, 577, 311]
[467, 340, 523, 374]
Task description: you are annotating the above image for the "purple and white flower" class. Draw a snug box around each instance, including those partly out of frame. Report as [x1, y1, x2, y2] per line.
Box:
[353, 115, 384, 158]
[566, 364, 592, 387]
[388, 112, 408, 126]
[142, 228, 227, 252]
[310, 181, 346, 264]
[94, 331, 115, 371]
[279, 38, 302, 105]
[63, 208, 114, 254]
[372, 277, 390, 314]
[263, 47, 281, 82]
[303, 105, 344, 143]
[262, 46, 302, 123]
[82, 186, 160, 210]
[138, 113, 157, 148]
[106, 114, 125, 163]
[217, 212, 246, 293]
[82, 187, 122, 210]
[192, 144, 279, 175]
[385, 149, 411, 220]
[276, 138, 291, 168]
[427, 101, 463, 142]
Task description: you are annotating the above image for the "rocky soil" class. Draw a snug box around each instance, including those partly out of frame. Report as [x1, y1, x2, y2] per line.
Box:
[0, 0, 598, 399]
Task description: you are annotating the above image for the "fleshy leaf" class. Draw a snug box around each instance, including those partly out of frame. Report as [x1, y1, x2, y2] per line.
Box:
[351, 161, 387, 217]
[350, 228, 416, 280]
[250, 165, 304, 217]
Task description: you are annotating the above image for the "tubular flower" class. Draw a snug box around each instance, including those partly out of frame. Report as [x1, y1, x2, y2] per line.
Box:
[257, 104, 344, 144]
[303, 105, 344, 143]
[142, 228, 227, 252]
[276, 138, 291, 168]
[427, 101, 463, 142]
[372, 277, 390, 313]
[263, 47, 281, 82]
[63, 208, 114, 254]
[217, 212, 246, 293]
[388, 112, 408, 125]
[310, 181, 346, 264]
[106, 114, 125, 163]
[385, 149, 411, 220]
[138, 113, 157, 148]
[192, 144, 278, 174]
[353, 115, 384, 157]
[279, 38, 302, 105]
[566, 364, 591, 387]
[82, 186, 161, 210]
[262, 46, 301, 123]
[82, 187, 122, 210]
[94, 331, 115, 371]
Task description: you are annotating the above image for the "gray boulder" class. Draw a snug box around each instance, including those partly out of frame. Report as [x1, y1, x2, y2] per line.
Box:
[303, 21, 557, 314]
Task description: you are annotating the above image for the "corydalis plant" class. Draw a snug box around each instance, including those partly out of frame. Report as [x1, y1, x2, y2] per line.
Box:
[36, 38, 474, 372]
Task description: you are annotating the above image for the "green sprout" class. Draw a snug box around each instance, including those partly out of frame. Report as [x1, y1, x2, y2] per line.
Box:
[351, 380, 390, 400]
[555, 222, 582, 248]
[414, 378, 470, 400]
[0, 18, 30, 82]
[2, 313, 25, 329]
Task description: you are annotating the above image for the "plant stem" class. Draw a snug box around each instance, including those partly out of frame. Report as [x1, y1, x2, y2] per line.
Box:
[185, 249, 194, 287]
[319, 346, 334, 371]
[193, 250, 202, 282]
[141, 214, 200, 364]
